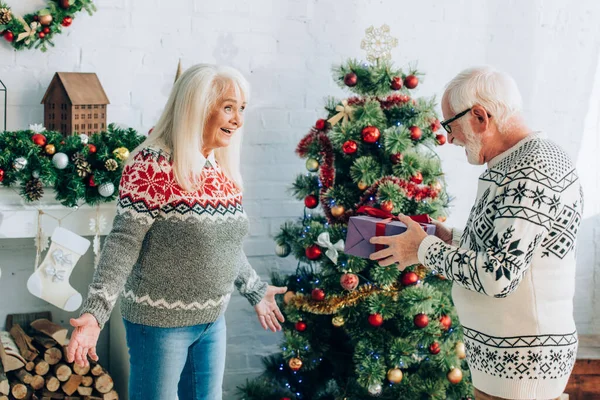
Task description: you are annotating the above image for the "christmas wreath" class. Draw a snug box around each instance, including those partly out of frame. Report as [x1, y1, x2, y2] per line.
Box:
[0, 124, 146, 207]
[0, 0, 95, 52]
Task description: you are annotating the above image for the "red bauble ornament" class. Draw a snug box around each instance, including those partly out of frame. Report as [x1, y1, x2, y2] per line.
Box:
[31, 133, 47, 147]
[344, 72, 358, 87]
[4, 31, 14, 42]
[390, 153, 403, 165]
[361, 126, 380, 143]
[340, 273, 359, 291]
[409, 126, 422, 141]
[304, 194, 318, 209]
[380, 201, 393, 213]
[0, 168, 4, 182]
[311, 288, 325, 301]
[429, 342, 441, 355]
[88, 175, 97, 187]
[401, 271, 419, 286]
[411, 172, 423, 184]
[342, 140, 358, 155]
[436, 134, 447, 145]
[431, 119, 441, 132]
[414, 313, 429, 329]
[368, 313, 384, 327]
[87, 144, 97, 153]
[305, 245, 322, 260]
[61, 16, 73, 27]
[390, 76, 403, 90]
[315, 119, 327, 130]
[42, 27, 50, 34]
[60, 0, 71, 9]
[295, 321, 307, 332]
[404, 74, 419, 89]
[440, 314, 452, 331]
[38, 32, 45, 39]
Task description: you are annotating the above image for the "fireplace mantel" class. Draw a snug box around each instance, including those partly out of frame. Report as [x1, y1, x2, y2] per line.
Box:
[0, 187, 116, 238]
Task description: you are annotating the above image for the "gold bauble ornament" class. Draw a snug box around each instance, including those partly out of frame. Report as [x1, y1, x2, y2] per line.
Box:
[447, 367, 463, 384]
[288, 357, 303, 371]
[283, 291, 296, 305]
[456, 342, 466, 359]
[358, 181, 368, 190]
[44, 144, 56, 155]
[387, 368, 403, 384]
[38, 14, 53, 26]
[305, 158, 319, 172]
[105, 159, 119, 171]
[331, 205, 345, 218]
[332, 316, 345, 327]
[113, 147, 130, 161]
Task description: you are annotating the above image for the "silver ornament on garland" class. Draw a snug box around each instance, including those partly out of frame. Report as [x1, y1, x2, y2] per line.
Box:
[79, 133, 89, 144]
[13, 157, 27, 171]
[368, 383, 382, 396]
[98, 182, 115, 197]
[275, 243, 291, 257]
[52, 153, 69, 170]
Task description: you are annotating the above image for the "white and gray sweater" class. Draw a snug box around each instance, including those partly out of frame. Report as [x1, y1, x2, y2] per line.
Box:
[418, 133, 582, 399]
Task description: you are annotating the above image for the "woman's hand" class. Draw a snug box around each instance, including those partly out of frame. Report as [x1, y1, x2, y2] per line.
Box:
[254, 285, 287, 332]
[66, 313, 101, 367]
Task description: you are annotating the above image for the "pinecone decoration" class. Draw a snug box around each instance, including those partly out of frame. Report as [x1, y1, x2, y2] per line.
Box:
[0, 8, 12, 25]
[105, 159, 118, 171]
[25, 179, 44, 202]
[76, 161, 91, 178]
[72, 152, 86, 165]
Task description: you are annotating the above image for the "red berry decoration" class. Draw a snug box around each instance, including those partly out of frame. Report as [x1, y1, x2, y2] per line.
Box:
[60, 0, 71, 9]
[390, 153, 403, 165]
[342, 140, 358, 155]
[429, 342, 441, 355]
[414, 313, 429, 329]
[0, 168, 4, 183]
[304, 194, 318, 209]
[311, 288, 326, 301]
[344, 72, 358, 87]
[38, 32, 45, 39]
[42, 27, 50, 34]
[62, 17, 73, 27]
[431, 119, 441, 132]
[87, 144, 97, 153]
[436, 134, 447, 145]
[409, 126, 422, 141]
[361, 126, 380, 143]
[88, 175, 97, 187]
[31, 134, 47, 147]
[440, 314, 452, 331]
[340, 273, 359, 291]
[404, 74, 419, 89]
[33, 15, 39, 21]
[390, 76, 403, 90]
[368, 313, 384, 327]
[4, 31, 14, 42]
[295, 321, 307, 332]
[411, 172, 423, 184]
[401, 271, 419, 286]
[380, 201, 393, 213]
[315, 118, 327, 130]
[305, 245, 322, 260]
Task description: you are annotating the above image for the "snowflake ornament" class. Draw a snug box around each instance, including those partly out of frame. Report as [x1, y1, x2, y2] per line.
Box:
[360, 24, 398, 63]
[29, 123, 46, 134]
[89, 215, 107, 233]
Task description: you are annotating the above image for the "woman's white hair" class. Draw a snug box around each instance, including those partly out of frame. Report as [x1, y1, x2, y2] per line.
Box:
[443, 66, 522, 132]
[132, 63, 249, 191]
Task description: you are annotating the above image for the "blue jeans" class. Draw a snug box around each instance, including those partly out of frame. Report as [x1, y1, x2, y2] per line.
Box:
[123, 316, 226, 400]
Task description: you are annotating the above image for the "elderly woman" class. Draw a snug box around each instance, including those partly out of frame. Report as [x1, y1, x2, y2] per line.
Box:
[66, 64, 286, 400]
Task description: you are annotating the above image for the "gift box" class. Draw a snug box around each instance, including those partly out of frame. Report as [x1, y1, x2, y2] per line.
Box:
[343, 207, 436, 259]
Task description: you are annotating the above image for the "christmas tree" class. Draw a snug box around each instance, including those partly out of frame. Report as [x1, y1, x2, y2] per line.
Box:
[239, 26, 473, 400]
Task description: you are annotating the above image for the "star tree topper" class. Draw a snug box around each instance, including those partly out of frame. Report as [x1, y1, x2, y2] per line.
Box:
[360, 24, 398, 63]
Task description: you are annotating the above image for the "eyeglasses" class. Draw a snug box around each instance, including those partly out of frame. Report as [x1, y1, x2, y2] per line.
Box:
[440, 108, 471, 134]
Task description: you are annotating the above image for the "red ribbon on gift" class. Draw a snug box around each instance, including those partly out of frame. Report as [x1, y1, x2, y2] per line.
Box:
[356, 206, 432, 251]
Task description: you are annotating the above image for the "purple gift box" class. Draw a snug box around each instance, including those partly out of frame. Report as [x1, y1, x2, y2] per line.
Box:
[344, 215, 436, 259]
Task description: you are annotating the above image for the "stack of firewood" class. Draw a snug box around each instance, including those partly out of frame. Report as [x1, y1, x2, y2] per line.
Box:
[0, 319, 118, 400]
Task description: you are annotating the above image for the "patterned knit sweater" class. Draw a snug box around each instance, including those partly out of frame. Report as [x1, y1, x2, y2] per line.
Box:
[417, 133, 582, 399]
[81, 146, 267, 328]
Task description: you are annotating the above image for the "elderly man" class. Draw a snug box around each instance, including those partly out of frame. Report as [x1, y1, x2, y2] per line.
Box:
[370, 66, 582, 400]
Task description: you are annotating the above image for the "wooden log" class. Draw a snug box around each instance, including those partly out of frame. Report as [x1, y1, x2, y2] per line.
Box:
[82, 397, 102, 400]
[25, 361, 35, 372]
[80, 376, 93, 387]
[0, 346, 9, 395]
[0, 395, 8, 400]
[93, 374, 113, 394]
[89, 365, 103, 377]
[14, 369, 33, 384]
[76, 387, 92, 396]
[0, 332, 26, 372]
[34, 359, 50, 376]
[102, 390, 118, 400]
[44, 348, 62, 366]
[33, 336, 58, 350]
[9, 326, 38, 362]
[11, 382, 31, 399]
[45, 376, 60, 392]
[30, 375, 45, 391]
[72, 364, 89, 377]
[61, 375, 82, 396]
[30, 321, 67, 347]
[65, 397, 81, 400]
[53, 364, 72, 382]
[41, 390, 65, 399]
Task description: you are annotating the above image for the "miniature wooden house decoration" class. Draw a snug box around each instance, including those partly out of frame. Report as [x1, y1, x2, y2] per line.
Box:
[41, 72, 110, 136]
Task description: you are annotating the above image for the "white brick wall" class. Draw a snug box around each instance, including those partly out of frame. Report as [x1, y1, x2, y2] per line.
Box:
[1, 1, 600, 398]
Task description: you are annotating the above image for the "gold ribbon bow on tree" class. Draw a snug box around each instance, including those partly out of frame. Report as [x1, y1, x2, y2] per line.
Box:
[316, 232, 345, 264]
[327, 100, 354, 127]
[16, 16, 40, 45]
